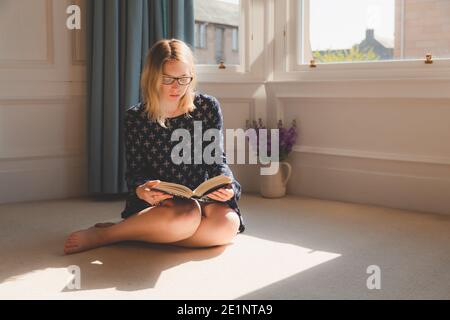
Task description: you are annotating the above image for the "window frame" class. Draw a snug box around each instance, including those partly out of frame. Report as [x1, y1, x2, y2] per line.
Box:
[280, 0, 450, 81]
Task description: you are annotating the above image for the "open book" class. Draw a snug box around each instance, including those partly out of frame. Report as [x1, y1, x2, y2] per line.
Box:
[151, 174, 233, 200]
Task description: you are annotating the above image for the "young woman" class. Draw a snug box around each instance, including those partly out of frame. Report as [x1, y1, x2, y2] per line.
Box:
[64, 39, 245, 254]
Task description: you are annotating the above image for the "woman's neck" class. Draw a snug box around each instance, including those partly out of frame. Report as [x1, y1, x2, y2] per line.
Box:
[161, 101, 183, 118]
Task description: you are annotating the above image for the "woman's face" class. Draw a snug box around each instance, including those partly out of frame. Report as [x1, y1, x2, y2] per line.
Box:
[159, 59, 192, 104]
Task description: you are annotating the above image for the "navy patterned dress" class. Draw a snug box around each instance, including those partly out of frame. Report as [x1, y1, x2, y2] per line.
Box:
[120, 92, 245, 233]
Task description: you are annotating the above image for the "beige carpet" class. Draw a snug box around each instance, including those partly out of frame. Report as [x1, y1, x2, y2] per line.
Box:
[0, 194, 449, 300]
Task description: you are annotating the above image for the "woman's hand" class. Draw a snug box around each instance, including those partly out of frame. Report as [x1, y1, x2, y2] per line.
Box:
[207, 187, 234, 202]
[136, 180, 173, 206]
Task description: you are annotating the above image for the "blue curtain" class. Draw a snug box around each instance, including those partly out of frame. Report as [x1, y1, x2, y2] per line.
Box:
[86, 0, 194, 195]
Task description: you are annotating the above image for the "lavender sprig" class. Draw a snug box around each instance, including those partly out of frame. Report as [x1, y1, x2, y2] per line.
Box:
[245, 118, 298, 161]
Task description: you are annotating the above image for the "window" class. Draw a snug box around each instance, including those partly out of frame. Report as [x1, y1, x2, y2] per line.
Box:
[215, 27, 225, 64]
[298, 0, 450, 65]
[200, 23, 206, 48]
[232, 28, 239, 51]
[193, 0, 240, 65]
[195, 22, 206, 49]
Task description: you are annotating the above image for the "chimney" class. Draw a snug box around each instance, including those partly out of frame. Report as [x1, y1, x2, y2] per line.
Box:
[366, 29, 374, 40]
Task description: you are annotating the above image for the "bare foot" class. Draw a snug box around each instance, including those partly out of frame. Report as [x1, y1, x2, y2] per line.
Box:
[64, 228, 109, 255]
[93, 222, 116, 228]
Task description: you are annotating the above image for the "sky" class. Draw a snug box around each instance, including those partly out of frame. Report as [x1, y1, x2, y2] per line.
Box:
[308, 0, 395, 50]
[213, 0, 396, 50]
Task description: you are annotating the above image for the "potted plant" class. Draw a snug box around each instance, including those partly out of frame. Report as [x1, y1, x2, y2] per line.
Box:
[246, 118, 297, 198]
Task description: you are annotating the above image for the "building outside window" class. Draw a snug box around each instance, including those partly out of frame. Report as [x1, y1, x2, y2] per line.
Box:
[194, 0, 240, 65]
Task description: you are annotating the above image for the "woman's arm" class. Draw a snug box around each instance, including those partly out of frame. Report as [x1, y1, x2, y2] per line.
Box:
[124, 110, 151, 197]
[203, 96, 242, 202]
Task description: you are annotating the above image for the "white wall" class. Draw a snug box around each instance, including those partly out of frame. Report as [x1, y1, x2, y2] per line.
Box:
[0, 0, 87, 204]
[266, 81, 450, 215]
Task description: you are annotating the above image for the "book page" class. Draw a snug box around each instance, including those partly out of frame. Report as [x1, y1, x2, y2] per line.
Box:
[152, 182, 193, 198]
[193, 175, 233, 197]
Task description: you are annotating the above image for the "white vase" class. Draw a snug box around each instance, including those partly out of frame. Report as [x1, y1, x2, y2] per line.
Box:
[259, 161, 292, 198]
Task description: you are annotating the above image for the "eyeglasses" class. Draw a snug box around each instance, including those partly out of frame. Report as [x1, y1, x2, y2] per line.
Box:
[161, 76, 193, 86]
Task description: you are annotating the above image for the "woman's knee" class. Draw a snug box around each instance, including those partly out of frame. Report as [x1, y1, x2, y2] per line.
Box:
[213, 212, 240, 244]
[167, 199, 202, 238]
[201, 206, 240, 246]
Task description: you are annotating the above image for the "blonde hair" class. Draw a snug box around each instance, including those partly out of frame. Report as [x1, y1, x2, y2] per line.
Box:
[140, 38, 198, 127]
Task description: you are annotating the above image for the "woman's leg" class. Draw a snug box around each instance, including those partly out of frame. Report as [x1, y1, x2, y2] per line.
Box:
[169, 202, 241, 248]
[64, 199, 201, 254]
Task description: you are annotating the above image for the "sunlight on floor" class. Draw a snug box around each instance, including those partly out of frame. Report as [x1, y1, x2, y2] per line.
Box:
[1, 268, 76, 299]
[0, 235, 341, 299]
[152, 235, 341, 299]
